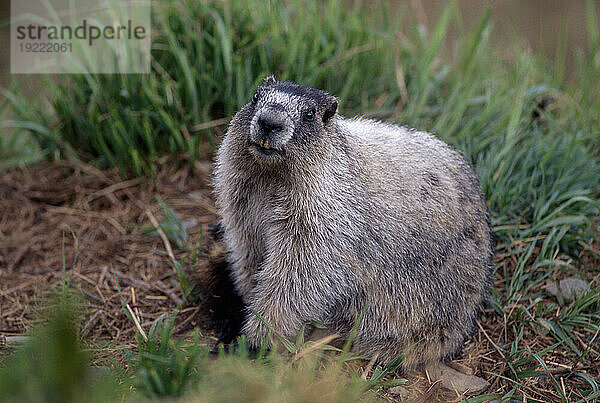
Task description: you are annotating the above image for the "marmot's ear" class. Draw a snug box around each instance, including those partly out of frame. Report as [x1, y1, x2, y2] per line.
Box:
[263, 75, 277, 86]
[323, 95, 338, 124]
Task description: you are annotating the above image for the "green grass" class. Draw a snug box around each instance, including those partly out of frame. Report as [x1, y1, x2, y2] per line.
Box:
[1, 0, 599, 401]
[0, 295, 122, 403]
[0, 296, 397, 402]
[0, 98, 43, 168]
[125, 315, 388, 402]
[2, 0, 407, 176]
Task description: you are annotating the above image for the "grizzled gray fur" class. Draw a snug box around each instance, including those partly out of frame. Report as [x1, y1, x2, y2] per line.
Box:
[213, 76, 493, 370]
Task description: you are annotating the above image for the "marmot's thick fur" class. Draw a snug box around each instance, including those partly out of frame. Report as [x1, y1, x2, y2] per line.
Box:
[213, 77, 493, 371]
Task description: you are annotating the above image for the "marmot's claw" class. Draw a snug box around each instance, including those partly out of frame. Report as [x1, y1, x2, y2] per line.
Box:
[210, 335, 259, 359]
[215, 318, 240, 346]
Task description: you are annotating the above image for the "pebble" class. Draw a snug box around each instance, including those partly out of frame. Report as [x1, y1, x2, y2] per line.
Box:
[182, 219, 199, 230]
[546, 277, 590, 301]
[388, 385, 410, 400]
[187, 191, 205, 200]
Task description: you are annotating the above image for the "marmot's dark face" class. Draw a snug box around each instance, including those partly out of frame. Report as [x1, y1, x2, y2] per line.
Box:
[243, 77, 338, 163]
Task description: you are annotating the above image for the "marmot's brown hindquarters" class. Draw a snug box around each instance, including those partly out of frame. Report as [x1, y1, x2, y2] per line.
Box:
[213, 78, 493, 371]
[189, 229, 245, 348]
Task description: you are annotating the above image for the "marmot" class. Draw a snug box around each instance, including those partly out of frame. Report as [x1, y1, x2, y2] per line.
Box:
[213, 77, 493, 391]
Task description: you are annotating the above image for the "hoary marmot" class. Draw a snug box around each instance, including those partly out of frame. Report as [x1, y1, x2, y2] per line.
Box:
[212, 76, 493, 392]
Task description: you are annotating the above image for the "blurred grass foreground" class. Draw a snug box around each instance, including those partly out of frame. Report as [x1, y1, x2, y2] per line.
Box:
[1, 0, 600, 402]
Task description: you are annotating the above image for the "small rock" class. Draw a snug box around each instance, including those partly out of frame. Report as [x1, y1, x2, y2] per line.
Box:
[0, 335, 30, 348]
[546, 277, 590, 301]
[187, 191, 205, 201]
[389, 385, 410, 400]
[182, 219, 199, 230]
[88, 365, 111, 379]
[194, 160, 213, 175]
[427, 363, 490, 394]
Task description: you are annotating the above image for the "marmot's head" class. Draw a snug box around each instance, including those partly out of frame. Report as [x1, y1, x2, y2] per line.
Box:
[233, 76, 338, 164]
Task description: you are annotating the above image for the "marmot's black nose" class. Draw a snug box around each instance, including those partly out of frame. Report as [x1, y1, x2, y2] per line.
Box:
[258, 116, 283, 137]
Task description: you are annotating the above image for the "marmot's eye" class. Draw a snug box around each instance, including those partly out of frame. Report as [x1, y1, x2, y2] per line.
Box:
[304, 109, 315, 121]
[252, 93, 259, 104]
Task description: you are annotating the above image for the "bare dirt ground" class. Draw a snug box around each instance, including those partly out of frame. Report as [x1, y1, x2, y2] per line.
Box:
[0, 160, 219, 345]
[1, 160, 598, 401]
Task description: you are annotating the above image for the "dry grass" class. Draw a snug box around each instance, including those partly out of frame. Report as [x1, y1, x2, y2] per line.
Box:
[0, 160, 218, 344]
